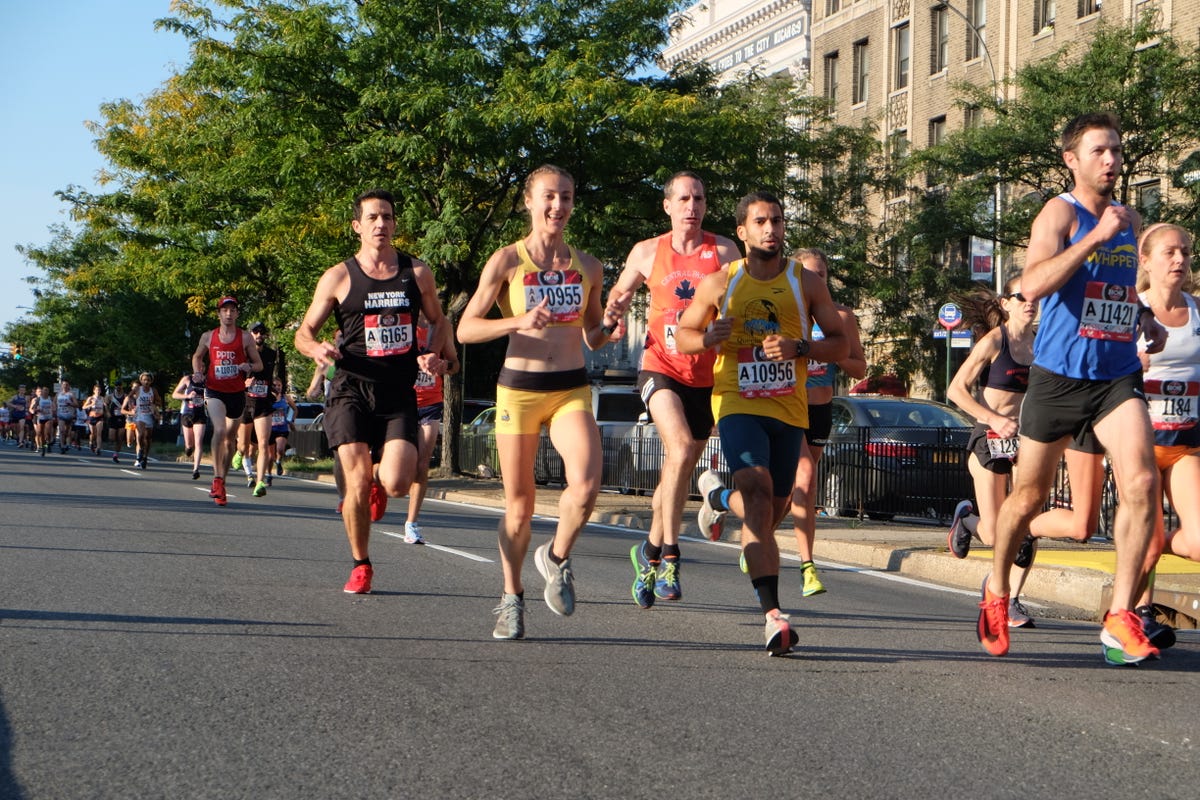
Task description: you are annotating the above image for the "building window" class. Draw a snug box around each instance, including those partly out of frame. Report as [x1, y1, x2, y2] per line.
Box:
[967, 0, 986, 61]
[1034, 0, 1056, 33]
[893, 23, 910, 90]
[826, 0, 842, 14]
[1134, 180, 1162, 221]
[1077, 0, 1100, 17]
[931, 6, 949, 73]
[964, 105, 982, 128]
[824, 52, 840, 102]
[853, 39, 870, 105]
[888, 130, 909, 199]
[927, 116, 947, 186]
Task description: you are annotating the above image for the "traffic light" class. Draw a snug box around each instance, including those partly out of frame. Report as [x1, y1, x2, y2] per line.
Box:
[10, 343, 20, 360]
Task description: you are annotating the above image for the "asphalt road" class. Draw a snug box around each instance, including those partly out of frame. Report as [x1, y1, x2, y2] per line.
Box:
[1, 444, 1198, 799]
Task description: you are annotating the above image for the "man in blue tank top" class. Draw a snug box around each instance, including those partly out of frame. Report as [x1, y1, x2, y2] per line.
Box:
[977, 113, 1168, 665]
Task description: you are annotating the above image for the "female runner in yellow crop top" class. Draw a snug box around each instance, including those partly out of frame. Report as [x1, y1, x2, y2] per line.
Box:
[457, 164, 623, 639]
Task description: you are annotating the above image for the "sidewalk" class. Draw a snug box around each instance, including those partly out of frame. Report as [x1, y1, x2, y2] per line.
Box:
[411, 473, 1200, 628]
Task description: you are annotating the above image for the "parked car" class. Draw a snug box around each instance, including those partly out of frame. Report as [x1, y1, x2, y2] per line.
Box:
[819, 395, 973, 520]
[292, 402, 325, 430]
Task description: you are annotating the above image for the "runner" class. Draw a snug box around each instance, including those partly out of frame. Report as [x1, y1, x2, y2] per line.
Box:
[8, 384, 29, 448]
[1130, 222, 1199, 649]
[172, 371, 208, 480]
[266, 378, 297, 485]
[457, 165, 621, 638]
[192, 296, 263, 506]
[976, 112, 1166, 665]
[55, 380, 77, 455]
[238, 322, 288, 497]
[84, 383, 107, 454]
[105, 382, 125, 462]
[294, 189, 450, 594]
[34, 386, 54, 456]
[785, 248, 867, 598]
[127, 373, 161, 469]
[676, 190, 848, 655]
[404, 316, 460, 545]
[603, 170, 741, 609]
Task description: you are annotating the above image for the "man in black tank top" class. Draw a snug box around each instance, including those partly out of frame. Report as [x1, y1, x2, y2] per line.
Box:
[294, 189, 452, 595]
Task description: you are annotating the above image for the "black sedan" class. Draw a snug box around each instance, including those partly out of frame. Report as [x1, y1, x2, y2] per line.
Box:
[818, 395, 974, 521]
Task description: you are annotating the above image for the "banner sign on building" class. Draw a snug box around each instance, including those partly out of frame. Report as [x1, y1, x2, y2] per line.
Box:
[970, 236, 994, 284]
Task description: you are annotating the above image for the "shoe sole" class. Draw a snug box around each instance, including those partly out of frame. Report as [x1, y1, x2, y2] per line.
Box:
[628, 546, 654, 609]
[766, 623, 799, 657]
[947, 526, 971, 559]
[1100, 629, 1154, 665]
[802, 585, 827, 598]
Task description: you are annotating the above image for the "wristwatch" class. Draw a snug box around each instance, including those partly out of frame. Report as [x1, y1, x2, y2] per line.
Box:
[795, 338, 811, 357]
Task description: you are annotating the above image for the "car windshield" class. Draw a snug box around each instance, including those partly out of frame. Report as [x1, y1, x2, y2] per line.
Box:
[856, 399, 969, 428]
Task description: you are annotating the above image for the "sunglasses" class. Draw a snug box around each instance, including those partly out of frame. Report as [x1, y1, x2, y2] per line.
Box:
[1004, 292, 1028, 302]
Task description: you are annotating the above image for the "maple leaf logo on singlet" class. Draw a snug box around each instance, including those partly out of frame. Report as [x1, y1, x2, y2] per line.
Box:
[674, 280, 696, 301]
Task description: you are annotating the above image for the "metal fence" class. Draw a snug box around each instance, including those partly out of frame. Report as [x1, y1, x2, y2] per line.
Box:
[459, 425, 1132, 532]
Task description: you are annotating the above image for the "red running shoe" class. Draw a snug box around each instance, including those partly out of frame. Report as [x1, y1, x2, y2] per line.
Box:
[369, 480, 387, 522]
[211, 477, 227, 507]
[343, 564, 373, 594]
[976, 575, 1010, 656]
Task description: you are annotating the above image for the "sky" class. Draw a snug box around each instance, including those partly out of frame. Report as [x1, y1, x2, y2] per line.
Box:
[0, 1, 192, 335]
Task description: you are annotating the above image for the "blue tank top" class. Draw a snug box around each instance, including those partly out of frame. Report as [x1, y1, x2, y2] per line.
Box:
[805, 322, 836, 389]
[1032, 194, 1141, 380]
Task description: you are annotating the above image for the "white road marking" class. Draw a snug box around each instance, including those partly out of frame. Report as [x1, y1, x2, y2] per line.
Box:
[379, 530, 494, 562]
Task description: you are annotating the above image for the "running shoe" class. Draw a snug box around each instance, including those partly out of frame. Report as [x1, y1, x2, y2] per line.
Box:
[1014, 534, 1038, 569]
[738, 551, 748, 574]
[343, 564, 373, 594]
[697, 469, 728, 541]
[1134, 605, 1176, 650]
[404, 522, 425, 545]
[112, 453, 119, 463]
[192, 468, 200, 480]
[369, 480, 387, 522]
[336, 499, 344, 514]
[976, 575, 1010, 656]
[764, 609, 798, 657]
[630, 542, 657, 609]
[947, 499, 974, 558]
[654, 558, 681, 602]
[801, 561, 827, 597]
[212, 477, 227, 507]
[139, 458, 147, 471]
[266, 475, 273, 487]
[276, 460, 284, 476]
[1008, 597, 1035, 629]
[534, 541, 575, 616]
[492, 594, 525, 640]
[253, 481, 267, 497]
[1101, 609, 1160, 665]
[231, 451, 243, 470]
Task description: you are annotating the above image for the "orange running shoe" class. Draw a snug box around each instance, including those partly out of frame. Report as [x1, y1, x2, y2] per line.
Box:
[976, 576, 1010, 656]
[343, 564, 373, 594]
[1101, 609, 1160, 666]
[369, 480, 387, 522]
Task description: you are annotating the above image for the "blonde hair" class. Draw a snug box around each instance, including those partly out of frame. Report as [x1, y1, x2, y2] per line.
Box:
[1136, 223, 1194, 292]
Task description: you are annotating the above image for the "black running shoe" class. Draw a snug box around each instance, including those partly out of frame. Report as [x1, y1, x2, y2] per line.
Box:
[1135, 604, 1176, 650]
[1014, 534, 1037, 569]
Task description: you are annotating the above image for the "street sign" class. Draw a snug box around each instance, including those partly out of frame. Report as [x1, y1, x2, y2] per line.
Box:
[938, 302, 962, 330]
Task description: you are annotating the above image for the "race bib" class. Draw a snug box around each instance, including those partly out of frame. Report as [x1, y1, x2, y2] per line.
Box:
[364, 313, 414, 357]
[247, 379, 269, 398]
[807, 359, 828, 378]
[271, 409, 287, 427]
[736, 347, 796, 398]
[662, 323, 678, 354]
[524, 270, 584, 324]
[414, 370, 437, 389]
[1145, 378, 1199, 430]
[985, 430, 1019, 461]
[215, 351, 239, 380]
[1078, 282, 1137, 342]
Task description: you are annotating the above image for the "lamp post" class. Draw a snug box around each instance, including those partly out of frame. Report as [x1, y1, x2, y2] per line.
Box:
[934, 2, 1004, 292]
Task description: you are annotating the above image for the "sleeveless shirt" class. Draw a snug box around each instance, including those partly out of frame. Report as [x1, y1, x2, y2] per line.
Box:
[1139, 291, 1200, 444]
[639, 232, 722, 386]
[334, 254, 421, 387]
[711, 258, 809, 428]
[413, 326, 444, 408]
[984, 327, 1030, 393]
[206, 327, 249, 393]
[1033, 193, 1141, 380]
[497, 241, 589, 327]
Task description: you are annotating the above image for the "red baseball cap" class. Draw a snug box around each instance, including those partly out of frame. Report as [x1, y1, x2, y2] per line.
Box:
[217, 296, 239, 308]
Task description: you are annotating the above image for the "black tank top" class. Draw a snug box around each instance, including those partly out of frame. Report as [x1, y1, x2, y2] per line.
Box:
[334, 255, 421, 386]
[985, 327, 1030, 393]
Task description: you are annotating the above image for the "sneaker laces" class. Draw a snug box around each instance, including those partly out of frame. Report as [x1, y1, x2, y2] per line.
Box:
[979, 594, 1007, 634]
[657, 561, 677, 585]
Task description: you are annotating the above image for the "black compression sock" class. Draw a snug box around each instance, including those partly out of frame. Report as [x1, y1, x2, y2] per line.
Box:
[353, 558, 372, 568]
[751, 575, 781, 614]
